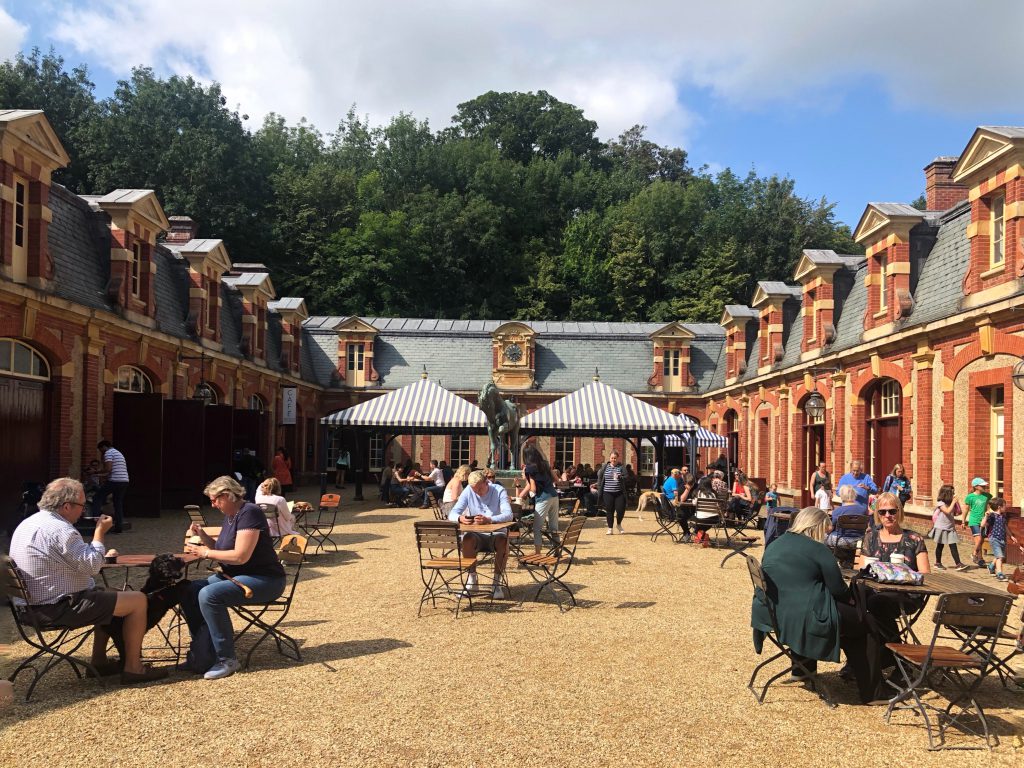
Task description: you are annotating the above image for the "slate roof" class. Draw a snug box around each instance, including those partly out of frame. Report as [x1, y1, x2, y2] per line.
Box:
[269, 297, 305, 312]
[756, 281, 802, 298]
[869, 203, 925, 218]
[49, 185, 111, 310]
[222, 272, 270, 289]
[981, 126, 1024, 139]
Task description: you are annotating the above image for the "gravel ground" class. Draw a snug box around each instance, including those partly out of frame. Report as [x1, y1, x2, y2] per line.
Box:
[1, 494, 1022, 767]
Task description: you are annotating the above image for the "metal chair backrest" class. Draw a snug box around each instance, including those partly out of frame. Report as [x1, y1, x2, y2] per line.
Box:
[277, 534, 309, 565]
[557, 514, 586, 556]
[2, 556, 29, 602]
[414, 520, 460, 559]
[184, 505, 207, 526]
[934, 592, 1014, 632]
[656, 493, 677, 523]
[319, 493, 341, 510]
[695, 498, 724, 518]
[835, 514, 868, 532]
[259, 503, 278, 523]
[745, 555, 780, 631]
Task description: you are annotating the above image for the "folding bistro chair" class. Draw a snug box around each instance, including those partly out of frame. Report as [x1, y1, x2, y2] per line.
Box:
[693, 497, 725, 546]
[652, 494, 683, 543]
[827, 514, 869, 568]
[518, 514, 586, 612]
[427, 492, 446, 521]
[302, 493, 340, 554]
[947, 594, 1023, 689]
[745, 554, 834, 708]
[230, 534, 309, 668]
[184, 504, 209, 527]
[719, 499, 763, 567]
[885, 592, 1014, 750]
[258, 503, 282, 547]
[3, 556, 103, 701]
[414, 521, 477, 617]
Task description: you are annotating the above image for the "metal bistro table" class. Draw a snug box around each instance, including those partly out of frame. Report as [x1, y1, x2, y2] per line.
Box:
[844, 568, 1014, 643]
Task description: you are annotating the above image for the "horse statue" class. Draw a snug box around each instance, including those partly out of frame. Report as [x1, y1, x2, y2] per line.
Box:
[477, 381, 521, 470]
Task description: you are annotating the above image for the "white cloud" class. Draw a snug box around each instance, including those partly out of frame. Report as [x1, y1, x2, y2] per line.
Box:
[38, 0, 1024, 146]
[0, 6, 26, 62]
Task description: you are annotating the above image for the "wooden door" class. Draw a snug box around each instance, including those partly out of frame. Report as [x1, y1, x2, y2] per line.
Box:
[874, 419, 901, 485]
[0, 376, 48, 527]
[203, 405, 234, 481]
[113, 392, 163, 517]
[161, 399, 206, 508]
[801, 424, 825, 507]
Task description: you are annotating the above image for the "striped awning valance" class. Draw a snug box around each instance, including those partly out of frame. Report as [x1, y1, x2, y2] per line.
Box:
[520, 381, 688, 433]
[665, 427, 728, 448]
[320, 377, 487, 430]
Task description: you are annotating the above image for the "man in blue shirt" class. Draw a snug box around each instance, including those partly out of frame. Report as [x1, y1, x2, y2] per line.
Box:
[448, 470, 513, 598]
[662, 468, 683, 501]
[835, 460, 877, 506]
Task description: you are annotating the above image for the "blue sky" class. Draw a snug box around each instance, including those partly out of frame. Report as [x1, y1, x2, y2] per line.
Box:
[4, 0, 1024, 230]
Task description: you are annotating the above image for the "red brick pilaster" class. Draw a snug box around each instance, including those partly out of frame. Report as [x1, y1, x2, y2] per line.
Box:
[913, 354, 934, 500]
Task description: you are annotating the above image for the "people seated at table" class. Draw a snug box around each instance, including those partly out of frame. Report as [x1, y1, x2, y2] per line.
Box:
[728, 471, 756, 517]
[448, 469, 513, 599]
[622, 464, 638, 496]
[710, 470, 728, 497]
[691, 475, 722, 545]
[750, 507, 877, 704]
[378, 461, 395, 503]
[442, 464, 471, 516]
[561, 465, 576, 483]
[389, 463, 415, 505]
[824, 484, 869, 549]
[8, 477, 168, 684]
[836, 459, 878, 506]
[182, 476, 287, 680]
[419, 459, 446, 508]
[662, 468, 695, 540]
[254, 477, 297, 536]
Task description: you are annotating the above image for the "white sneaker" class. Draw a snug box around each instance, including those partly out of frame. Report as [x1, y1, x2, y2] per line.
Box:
[606, 528, 613, 535]
[462, 573, 478, 595]
[203, 658, 241, 680]
[617, 525, 625, 534]
[492, 586, 507, 599]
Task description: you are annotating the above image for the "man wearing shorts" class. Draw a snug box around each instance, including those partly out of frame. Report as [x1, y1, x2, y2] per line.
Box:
[448, 469, 513, 599]
[8, 477, 166, 684]
[962, 477, 992, 568]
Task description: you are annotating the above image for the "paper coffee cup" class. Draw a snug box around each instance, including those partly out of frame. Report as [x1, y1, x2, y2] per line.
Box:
[890, 554, 906, 566]
[861, 556, 879, 567]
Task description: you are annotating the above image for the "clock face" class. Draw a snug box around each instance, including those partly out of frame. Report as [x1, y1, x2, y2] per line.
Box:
[504, 343, 523, 363]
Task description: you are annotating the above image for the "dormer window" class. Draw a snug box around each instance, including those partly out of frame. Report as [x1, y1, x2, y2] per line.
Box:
[207, 281, 218, 331]
[662, 349, 682, 391]
[347, 343, 365, 386]
[130, 241, 141, 296]
[12, 175, 27, 281]
[990, 194, 1004, 267]
[877, 253, 887, 312]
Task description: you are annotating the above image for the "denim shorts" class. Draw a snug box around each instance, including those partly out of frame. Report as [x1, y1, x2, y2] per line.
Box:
[969, 524, 983, 536]
[989, 539, 1006, 559]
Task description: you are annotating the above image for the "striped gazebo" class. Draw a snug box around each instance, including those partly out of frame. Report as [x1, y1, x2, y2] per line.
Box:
[320, 375, 487, 499]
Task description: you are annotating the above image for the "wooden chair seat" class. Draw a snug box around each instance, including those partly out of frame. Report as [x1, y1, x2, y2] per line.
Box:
[886, 642, 981, 667]
[424, 557, 477, 569]
[519, 554, 558, 566]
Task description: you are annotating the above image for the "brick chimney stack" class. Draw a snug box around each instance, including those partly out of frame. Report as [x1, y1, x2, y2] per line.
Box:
[165, 215, 198, 243]
[924, 157, 968, 211]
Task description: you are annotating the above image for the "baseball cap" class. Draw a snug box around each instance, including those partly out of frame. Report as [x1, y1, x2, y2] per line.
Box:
[971, 477, 988, 487]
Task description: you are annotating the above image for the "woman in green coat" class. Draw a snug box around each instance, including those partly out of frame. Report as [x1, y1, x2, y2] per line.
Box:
[750, 507, 879, 703]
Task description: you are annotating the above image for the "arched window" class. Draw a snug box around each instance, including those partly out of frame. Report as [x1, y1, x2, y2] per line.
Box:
[0, 338, 50, 381]
[865, 378, 902, 481]
[250, 394, 265, 413]
[115, 365, 152, 393]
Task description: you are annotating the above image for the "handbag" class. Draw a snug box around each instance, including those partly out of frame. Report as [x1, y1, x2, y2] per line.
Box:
[866, 561, 924, 586]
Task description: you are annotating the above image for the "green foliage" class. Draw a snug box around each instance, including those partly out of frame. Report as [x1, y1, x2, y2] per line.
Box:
[6, 55, 862, 322]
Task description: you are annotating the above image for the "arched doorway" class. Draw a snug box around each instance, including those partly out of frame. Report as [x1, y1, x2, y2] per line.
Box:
[799, 395, 826, 507]
[864, 378, 902, 482]
[0, 339, 51, 521]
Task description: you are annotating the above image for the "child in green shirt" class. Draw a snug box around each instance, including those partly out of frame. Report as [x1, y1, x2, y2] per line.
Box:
[961, 477, 992, 567]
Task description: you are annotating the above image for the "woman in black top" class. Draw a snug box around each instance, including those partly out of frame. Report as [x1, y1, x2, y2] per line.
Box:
[183, 475, 286, 680]
[597, 450, 626, 535]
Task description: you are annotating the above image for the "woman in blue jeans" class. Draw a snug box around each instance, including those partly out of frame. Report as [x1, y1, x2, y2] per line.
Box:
[183, 475, 286, 680]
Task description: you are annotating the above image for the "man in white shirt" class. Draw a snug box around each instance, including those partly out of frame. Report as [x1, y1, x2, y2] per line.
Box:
[419, 459, 446, 508]
[90, 440, 130, 533]
[8, 477, 166, 684]
[448, 470, 513, 598]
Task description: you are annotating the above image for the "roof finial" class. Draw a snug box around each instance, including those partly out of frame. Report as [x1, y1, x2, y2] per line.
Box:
[593, 367, 600, 382]
[421, 365, 428, 380]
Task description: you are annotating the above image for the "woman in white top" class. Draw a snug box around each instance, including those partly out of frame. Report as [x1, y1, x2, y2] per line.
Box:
[441, 464, 472, 516]
[254, 477, 296, 536]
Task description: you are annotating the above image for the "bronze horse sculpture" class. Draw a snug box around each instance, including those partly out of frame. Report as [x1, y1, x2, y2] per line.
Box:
[477, 381, 521, 470]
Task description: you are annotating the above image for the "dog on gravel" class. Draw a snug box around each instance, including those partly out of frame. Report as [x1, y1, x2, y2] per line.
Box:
[635, 490, 661, 520]
[106, 554, 190, 661]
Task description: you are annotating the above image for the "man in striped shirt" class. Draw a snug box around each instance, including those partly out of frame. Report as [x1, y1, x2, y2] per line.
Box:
[90, 440, 130, 533]
[9, 477, 167, 684]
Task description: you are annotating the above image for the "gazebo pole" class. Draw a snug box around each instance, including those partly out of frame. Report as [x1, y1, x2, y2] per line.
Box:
[319, 421, 329, 497]
[353, 427, 364, 501]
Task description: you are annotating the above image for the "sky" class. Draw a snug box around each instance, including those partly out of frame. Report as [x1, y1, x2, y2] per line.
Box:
[3, 0, 1024, 229]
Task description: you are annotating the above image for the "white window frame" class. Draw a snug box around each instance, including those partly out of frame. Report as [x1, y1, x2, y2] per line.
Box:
[250, 394, 265, 413]
[449, 434, 470, 468]
[878, 253, 887, 311]
[131, 241, 141, 296]
[880, 379, 900, 417]
[12, 176, 28, 282]
[369, 432, 384, 471]
[991, 193, 1005, 267]
[346, 343, 365, 386]
[662, 349, 682, 391]
[990, 387, 1004, 497]
[554, 435, 574, 470]
[639, 443, 655, 475]
[114, 365, 152, 393]
[0, 338, 50, 381]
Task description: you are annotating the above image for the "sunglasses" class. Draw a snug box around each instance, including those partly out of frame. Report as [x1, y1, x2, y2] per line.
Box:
[878, 509, 898, 517]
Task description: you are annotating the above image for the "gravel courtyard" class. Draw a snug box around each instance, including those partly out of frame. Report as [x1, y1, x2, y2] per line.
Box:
[1, 493, 1022, 767]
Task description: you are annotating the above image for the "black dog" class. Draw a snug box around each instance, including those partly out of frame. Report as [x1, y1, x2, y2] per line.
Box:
[106, 554, 190, 661]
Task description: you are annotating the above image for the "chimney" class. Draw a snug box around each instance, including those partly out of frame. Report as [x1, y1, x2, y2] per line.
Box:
[924, 157, 968, 211]
[165, 215, 198, 243]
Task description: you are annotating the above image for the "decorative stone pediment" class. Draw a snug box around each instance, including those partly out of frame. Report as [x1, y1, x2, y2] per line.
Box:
[853, 203, 924, 246]
[180, 239, 232, 277]
[93, 189, 170, 242]
[751, 282, 801, 309]
[0, 110, 70, 181]
[720, 305, 758, 328]
[794, 250, 845, 282]
[492, 321, 536, 389]
[951, 127, 1024, 185]
[648, 321, 695, 342]
[332, 316, 378, 337]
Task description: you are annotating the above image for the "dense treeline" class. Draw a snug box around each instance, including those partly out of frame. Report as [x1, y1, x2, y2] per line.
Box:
[1, 48, 860, 321]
